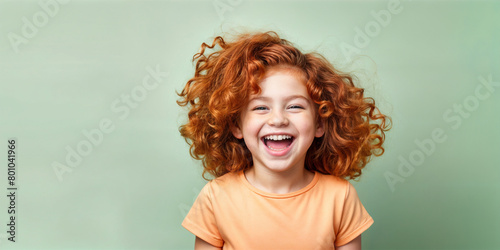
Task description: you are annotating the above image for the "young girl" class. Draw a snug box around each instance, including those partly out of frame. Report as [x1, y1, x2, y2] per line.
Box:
[178, 31, 390, 250]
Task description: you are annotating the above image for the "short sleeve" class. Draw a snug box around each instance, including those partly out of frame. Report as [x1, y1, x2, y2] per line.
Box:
[182, 182, 224, 247]
[334, 181, 374, 246]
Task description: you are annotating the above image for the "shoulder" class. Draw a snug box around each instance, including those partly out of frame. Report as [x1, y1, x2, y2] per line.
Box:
[316, 172, 350, 190]
[209, 171, 241, 188]
[201, 171, 244, 198]
[188, 171, 244, 216]
[315, 173, 361, 201]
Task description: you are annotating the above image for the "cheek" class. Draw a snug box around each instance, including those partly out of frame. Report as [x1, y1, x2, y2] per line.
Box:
[296, 113, 316, 128]
[240, 115, 261, 136]
[296, 116, 319, 139]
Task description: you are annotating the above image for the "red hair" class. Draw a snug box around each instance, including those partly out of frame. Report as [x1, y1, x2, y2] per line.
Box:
[177, 31, 391, 180]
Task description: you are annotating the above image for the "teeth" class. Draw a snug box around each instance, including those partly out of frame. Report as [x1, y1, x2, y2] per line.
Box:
[264, 135, 292, 141]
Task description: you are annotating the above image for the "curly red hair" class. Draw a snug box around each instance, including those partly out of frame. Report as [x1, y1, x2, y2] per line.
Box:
[178, 31, 391, 180]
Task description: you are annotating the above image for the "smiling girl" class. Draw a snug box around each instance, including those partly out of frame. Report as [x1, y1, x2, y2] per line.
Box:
[178, 31, 390, 249]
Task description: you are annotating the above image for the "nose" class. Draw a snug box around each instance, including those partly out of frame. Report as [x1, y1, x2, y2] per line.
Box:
[267, 109, 289, 127]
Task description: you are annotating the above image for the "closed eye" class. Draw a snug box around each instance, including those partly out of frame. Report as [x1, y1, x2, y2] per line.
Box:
[252, 106, 268, 111]
[288, 105, 304, 109]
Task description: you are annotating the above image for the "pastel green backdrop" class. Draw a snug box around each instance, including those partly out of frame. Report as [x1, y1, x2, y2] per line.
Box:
[1, 0, 499, 249]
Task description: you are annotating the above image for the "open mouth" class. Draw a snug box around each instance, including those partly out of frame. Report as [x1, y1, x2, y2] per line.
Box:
[262, 135, 294, 151]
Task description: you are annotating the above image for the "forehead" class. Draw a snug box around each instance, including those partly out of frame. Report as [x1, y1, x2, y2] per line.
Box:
[251, 66, 310, 100]
[264, 65, 307, 83]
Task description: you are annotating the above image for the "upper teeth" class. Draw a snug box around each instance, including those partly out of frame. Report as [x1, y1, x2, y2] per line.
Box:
[264, 135, 292, 141]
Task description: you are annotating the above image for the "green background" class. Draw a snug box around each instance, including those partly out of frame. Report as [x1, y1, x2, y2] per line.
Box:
[1, 0, 499, 249]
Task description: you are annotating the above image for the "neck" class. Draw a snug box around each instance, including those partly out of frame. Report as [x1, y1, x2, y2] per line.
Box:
[244, 166, 315, 194]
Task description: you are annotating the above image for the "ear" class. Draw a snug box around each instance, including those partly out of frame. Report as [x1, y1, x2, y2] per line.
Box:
[231, 125, 243, 139]
[315, 120, 325, 138]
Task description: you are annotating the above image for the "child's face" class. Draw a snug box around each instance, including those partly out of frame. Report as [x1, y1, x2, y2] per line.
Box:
[232, 68, 324, 174]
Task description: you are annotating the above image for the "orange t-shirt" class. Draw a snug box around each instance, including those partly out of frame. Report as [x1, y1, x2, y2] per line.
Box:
[182, 171, 373, 249]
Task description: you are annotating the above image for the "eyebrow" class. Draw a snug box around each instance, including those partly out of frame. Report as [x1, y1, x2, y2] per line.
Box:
[248, 95, 310, 102]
